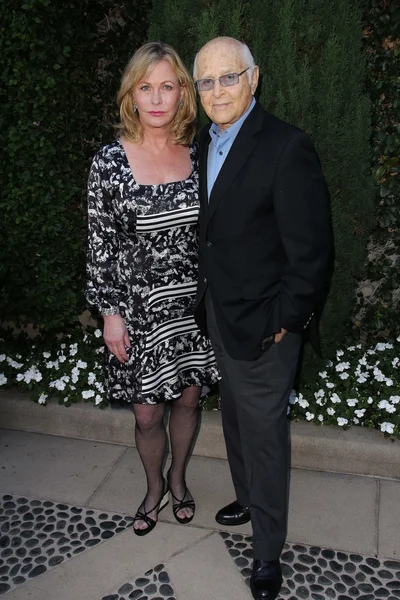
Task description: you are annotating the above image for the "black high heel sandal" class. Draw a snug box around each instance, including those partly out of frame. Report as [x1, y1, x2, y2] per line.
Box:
[167, 468, 195, 525]
[133, 481, 169, 536]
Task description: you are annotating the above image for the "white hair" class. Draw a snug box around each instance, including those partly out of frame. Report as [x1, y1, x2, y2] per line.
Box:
[193, 38, 255, 83]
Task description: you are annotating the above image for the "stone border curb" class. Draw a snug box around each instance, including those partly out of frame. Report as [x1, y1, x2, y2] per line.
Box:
[1, 391, 399, 480]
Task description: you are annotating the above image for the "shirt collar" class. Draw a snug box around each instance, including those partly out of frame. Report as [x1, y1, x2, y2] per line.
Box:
[209, 97, 256, 141]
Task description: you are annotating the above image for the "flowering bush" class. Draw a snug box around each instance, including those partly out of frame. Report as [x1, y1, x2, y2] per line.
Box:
[290, 336, 400, 438]
[0, 328, 107, 408]
[1, 330, 399, 439]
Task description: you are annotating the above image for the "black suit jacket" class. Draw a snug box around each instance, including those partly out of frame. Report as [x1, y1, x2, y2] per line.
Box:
[194, 101, 333, 361]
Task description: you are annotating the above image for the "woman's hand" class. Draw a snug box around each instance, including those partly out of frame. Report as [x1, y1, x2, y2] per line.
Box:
[103, 314, 131, 363]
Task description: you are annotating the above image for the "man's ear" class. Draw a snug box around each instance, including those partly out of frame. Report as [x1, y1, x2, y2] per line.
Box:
[251, 66, 260, 95]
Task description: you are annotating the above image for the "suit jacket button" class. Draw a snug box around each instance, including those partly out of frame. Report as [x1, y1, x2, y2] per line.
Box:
[203, 277, 207, 284]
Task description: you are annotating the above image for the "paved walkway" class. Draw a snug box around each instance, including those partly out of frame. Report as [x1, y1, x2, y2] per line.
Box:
[0, 428, 399, 600]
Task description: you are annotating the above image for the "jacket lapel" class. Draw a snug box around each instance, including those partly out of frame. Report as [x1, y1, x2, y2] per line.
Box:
[207, 102, 265, 224]
[198, 124, 211, 214]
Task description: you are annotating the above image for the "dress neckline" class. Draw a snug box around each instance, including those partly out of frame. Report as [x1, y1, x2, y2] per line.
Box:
[117, 139, 196, 188]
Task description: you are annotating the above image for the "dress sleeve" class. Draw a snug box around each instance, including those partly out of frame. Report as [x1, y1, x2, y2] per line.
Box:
[85, 151, 121, 316]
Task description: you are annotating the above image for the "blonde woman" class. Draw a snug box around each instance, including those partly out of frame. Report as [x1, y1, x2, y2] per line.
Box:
[86, 42, 218, 536]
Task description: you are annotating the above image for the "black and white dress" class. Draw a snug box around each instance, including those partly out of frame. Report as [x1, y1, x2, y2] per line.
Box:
[86, 141, 219, 404]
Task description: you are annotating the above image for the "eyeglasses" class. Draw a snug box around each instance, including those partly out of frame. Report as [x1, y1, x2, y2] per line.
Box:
[195, 68, 250, 92]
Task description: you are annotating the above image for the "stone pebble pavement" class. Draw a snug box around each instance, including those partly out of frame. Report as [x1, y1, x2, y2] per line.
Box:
[1, 493, 400, 600]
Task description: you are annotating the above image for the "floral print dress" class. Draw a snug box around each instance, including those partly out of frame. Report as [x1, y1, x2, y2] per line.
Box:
[86, 141, 219, 404]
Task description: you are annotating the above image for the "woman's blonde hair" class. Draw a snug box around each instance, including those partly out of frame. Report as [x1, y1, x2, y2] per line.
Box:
[117, 42, 197, 145]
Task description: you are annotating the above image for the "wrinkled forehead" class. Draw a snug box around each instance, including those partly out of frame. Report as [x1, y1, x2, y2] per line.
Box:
[197, 43, 244, 78]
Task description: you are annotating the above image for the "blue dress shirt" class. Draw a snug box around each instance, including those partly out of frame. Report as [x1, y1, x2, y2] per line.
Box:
[207, 97, 256, 200]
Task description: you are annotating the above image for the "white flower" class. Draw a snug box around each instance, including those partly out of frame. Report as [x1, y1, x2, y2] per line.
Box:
[45, 360, 59, 370]
[288, 390, 298, 405]
[380, 422, 395, 435]
[71, 373, 79, 384]
[94, 394, 103, 405]
[319, 371, 328, 379]
[367, 396, 373, 404]
[0, 354, 6, 362]
[367, 349, 376, 355]
[42, 352, 51, 359]
[16, 373, 24, 382]
[347, 346, 356, 351]
[337, 417, 348, 427]
[318, 414, 324, 422]
[94, 329, 102, 338]
[331, 393, 341, 404]
[359, 356, 368, 367]
[339, 372, 349, 380]
[390, 396, 400, 405]
[376, 342, 393, 351]
[314, 389, 325, 400]
[336, 350, 344, 358]
[336, 362, 350, 372]
[94, 381, 104, 393]
[38, 393, 48, 405]
[392, 357, 399, 367]
[378, 399, 396, 414]
[355, 409, 366, 418]
[82, 390, 95, 399]
[7, 358, 23, 369]
[326, 360, 333, 367]
[0, 374, 7, 385]
[305, 412, 315, 421]
[58, 355, 67, 363]
[373, 367, 386, 382]
[49, 379, 66, 391]
[21, 366, 42, 383]
[64, 396, 69, 403]
[298, 394, 309, 409]
[327, 407, 335, 416]
[357, 375, 367, 383]
[88, 372, 96, 385]
[376, 343, 387, 351]
[326, 382, 335, 389]
[76, 360, 88, 370]
[60, 343, 66, 349]
[69, 343, 78, 356]
[347, 398, 358, 407]
[385, 378, 394, 387]
[353, 418, 360, 424]
[95, 346, 105, 354]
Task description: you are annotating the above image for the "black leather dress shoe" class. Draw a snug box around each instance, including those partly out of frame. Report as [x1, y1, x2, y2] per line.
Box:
[215, 501, 250, 526]
[250, 559, 282, 600]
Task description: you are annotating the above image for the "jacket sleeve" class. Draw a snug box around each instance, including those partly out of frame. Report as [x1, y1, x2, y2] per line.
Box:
[273, 131, 333, 332]
[85, 151, 121, 316]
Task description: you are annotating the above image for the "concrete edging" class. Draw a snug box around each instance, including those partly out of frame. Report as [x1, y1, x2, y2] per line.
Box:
[1, 390, 399, 480]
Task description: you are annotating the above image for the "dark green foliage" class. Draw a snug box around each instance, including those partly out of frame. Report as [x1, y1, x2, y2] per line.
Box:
[0, 0, 150, 332]
[149, 0, 374, 358]
[354, 0, 400, 341]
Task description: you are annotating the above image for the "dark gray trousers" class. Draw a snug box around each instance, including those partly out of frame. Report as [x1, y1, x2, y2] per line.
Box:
[205, 291, 302, 560]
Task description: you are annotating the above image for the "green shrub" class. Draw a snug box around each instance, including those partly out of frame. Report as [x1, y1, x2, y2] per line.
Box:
[0, 0, 150, 332]
[354, 0, 400, 341]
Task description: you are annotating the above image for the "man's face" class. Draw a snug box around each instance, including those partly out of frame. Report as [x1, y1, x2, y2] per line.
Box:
[196, 43, 258, 131]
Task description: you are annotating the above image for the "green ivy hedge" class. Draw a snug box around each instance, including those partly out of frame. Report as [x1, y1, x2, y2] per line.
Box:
[0, 0, 150, 332]
[355, 0, 400, 340]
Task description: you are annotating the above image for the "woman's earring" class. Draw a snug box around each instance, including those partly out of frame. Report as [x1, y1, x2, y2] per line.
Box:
[133, 102, 138, 112]
[178, 99, 184, 109]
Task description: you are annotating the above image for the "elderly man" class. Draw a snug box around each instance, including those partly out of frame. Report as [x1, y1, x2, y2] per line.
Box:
[193, 37, 333, 600]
